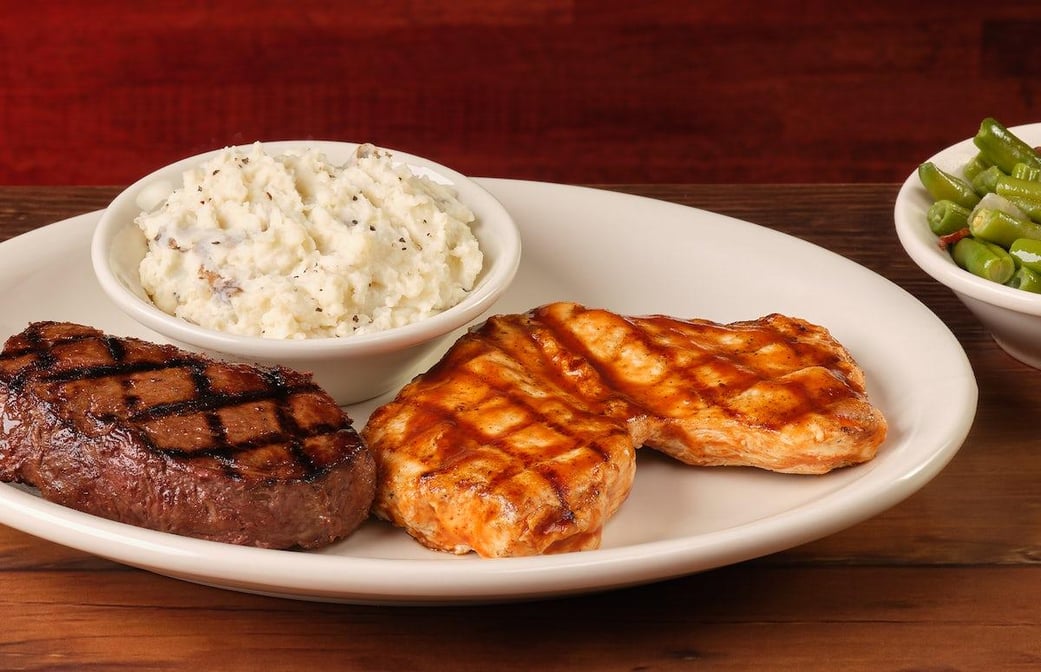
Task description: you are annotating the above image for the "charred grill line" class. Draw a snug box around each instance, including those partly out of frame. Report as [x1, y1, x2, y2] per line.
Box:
[532, 462, 578, 534]
[516, 319, 614, 464]
[414, 367, 498, 484]
[483, 318, 616, 466]
[260, 367, 291, 391]
[693, 350, 760, 413]
[115, 362, 337, 481]
[778, 319, 844, 376]
[693, 322, 854, 430]
[267, 370, 323, 482]
[539, 307, 831, 429]
[2, 326, 109, 367]
[5, 354, 46, 392]
[103, 334, 149, 415]
[186, 363, 241, 479]
[10, 327, 334, 479]
[155, 420, 345, 458]
[20, 323, 88, 351]
[102, 334, 127, 362]
[284, 439, 321, 482]
[39, 358, 203, 385]
[414, 319, 612, 526]
[539, 307, 727, 412]
[126, 380, 321, 422]
[531, 307, 635, 409]
[1, 325, 54, 392]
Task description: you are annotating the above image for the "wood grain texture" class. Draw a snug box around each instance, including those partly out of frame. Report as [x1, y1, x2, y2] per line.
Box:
[2, 184, 1041, 670]
[5, 2, 1041, 185]
[1, 556, 1040, 670]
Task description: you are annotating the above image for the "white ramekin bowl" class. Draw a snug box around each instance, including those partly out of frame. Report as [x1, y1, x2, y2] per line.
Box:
[91, 141, 521, 404]
[895, 122, 1041, 368]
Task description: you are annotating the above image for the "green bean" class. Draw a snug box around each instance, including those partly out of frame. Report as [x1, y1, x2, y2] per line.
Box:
[972, 117, 1041, 174]
[952, 237, 1015, 283]
[969, 207, 1041, 247]
[1009, 238, 1041, 273]
[995, 174, 1041, 207]
[918, 161, 980, 208]
[981, 242, 1018, 286]
[995, 175, 1041, 222]
[962, 152, 993, 181]
[1000, 193, 1041, 223]
[971, 164, 1004, 196]
[1012, 162, 1041, 182]
[984, 240, 1017, 271]
[924, 117, 1041, 294]
[926, 200, 971, 235]
[1007, 266, 1041, 292]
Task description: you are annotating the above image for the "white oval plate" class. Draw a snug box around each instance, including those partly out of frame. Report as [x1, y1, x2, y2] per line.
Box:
[0, 180, 976, 604]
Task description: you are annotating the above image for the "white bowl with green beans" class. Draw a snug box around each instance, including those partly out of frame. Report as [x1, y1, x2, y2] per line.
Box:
[895, 118, 1041, 368]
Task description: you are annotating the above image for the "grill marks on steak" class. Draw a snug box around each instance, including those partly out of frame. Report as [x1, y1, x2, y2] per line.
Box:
[0, 321, 376, 549]
[4, 323, 340, 481]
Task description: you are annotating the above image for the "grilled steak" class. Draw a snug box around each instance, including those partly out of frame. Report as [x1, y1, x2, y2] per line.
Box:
[0, 321, 376, 549]
[362, 302, 888, 558]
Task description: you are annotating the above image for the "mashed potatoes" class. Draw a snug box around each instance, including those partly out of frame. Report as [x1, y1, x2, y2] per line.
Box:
[135, 143, 483, 339]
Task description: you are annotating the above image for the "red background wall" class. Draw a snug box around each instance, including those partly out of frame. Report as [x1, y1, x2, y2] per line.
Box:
[4, 1, 1041, 185]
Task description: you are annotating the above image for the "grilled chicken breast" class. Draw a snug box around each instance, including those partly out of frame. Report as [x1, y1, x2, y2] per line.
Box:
[362, 302, 887, 558]
[0, 321, 376, 549]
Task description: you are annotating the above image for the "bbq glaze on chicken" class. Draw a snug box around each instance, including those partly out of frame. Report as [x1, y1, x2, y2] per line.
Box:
[362, 302, 887, 558]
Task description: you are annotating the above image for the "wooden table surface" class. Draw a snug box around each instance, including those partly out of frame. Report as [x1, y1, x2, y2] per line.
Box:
[0, 184, 1037, 671]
